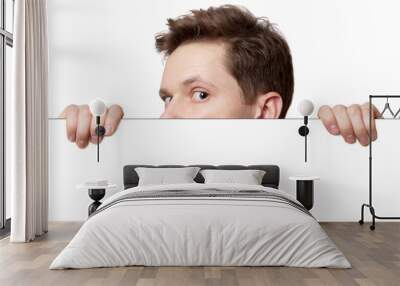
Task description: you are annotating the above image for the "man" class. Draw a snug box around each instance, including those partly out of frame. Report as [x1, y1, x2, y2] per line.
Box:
[60, 5, 379, 149]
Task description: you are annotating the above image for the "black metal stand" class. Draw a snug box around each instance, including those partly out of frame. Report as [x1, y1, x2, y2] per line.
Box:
[88, 188, 105, 216]
[359, 95, 400, 231]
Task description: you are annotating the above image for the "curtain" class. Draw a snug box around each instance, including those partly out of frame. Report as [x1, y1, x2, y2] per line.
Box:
[10, 0, 48, 242]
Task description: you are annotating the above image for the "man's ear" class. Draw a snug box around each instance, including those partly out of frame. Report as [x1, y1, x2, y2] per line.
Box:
[254, 91, 283, 119]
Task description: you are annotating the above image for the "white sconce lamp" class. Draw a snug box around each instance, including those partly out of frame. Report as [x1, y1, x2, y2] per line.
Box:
[297, 100, 315, 163]
[89, 98, 106, 162]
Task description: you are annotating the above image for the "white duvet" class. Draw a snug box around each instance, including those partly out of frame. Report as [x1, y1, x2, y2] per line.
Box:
[50, 183, 351, 269]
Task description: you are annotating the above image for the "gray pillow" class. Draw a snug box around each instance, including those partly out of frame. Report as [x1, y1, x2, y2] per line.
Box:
[135, 167, 201, 186]
[200, 169, 266, 185]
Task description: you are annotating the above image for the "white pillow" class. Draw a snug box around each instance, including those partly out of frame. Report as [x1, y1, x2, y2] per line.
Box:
[200, 169, 266, 185]
[135, 167, 201, 186]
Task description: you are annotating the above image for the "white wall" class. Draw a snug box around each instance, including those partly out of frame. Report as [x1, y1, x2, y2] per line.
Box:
[48, 0, 400, 221]
[48, 0, 400, 118]
[49, 119, 400, 222]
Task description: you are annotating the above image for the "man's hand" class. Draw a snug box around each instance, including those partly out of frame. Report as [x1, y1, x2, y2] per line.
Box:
[318, 103, 380, 146]
[59, 104, 124, 149]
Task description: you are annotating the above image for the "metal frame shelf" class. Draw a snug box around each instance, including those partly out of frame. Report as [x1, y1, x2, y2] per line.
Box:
[359, 95, 400, 230]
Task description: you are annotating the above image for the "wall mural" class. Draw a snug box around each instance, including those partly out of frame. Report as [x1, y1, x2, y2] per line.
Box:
[58, 5, 380, 150]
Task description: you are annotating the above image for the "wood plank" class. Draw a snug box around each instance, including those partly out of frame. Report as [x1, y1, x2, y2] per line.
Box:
[0, 222, 399, 286]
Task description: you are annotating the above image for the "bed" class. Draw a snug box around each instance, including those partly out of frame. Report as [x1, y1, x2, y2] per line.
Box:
[50, 165, 351, 269]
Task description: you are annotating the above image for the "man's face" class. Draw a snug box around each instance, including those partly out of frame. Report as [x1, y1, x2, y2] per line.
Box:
[159, 41, 257, 118]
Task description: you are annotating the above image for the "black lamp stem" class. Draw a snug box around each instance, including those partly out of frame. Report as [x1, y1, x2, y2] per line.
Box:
[97, 129, 99, 162]
[96, 116, 100, 163]
[304, 116, 308, 163]
[305, 133, 307, 162]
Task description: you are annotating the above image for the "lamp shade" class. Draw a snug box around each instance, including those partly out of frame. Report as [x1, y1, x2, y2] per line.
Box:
[297, 99, 314, 116]
[89, 98, 107, 116]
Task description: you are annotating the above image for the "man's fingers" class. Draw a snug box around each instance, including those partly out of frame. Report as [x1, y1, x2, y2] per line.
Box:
[318, 102, 380, 146]
[332, 105, 356, 144]
[318, 105, 340, 135]
[347, 104, 369, 146]
[61, 103, 123, 148]
[59, 105, 73, 119]
[104, 105, 124, 136]
[373, 104, 382, 119]
[63, 105, 79, 142]
[361, 102, 378, 141]
[90, 134, 104, 145]
[75, 105, 92, 149]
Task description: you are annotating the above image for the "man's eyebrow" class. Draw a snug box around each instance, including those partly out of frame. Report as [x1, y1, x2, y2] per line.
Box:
[182, 76, 216, 88]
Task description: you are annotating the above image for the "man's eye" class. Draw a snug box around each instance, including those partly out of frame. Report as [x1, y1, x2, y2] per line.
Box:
[163, 96, 173, 105]
[192, 91, 209, 102]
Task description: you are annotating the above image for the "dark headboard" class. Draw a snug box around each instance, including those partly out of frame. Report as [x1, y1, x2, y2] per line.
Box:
[123, 165, 280, 190]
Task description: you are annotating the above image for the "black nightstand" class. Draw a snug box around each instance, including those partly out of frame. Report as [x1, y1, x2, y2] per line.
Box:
[289, 176, 320, 210]
[77, 183, 117, 216]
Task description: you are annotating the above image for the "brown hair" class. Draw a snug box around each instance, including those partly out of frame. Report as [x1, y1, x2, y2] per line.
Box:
[155, 5, 294, 118]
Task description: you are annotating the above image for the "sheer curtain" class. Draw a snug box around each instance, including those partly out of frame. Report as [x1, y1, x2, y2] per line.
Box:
[10, 0, 48, 242]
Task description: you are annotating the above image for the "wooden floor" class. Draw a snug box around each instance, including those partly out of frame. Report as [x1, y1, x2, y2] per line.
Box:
[0, 222, 399, 286]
